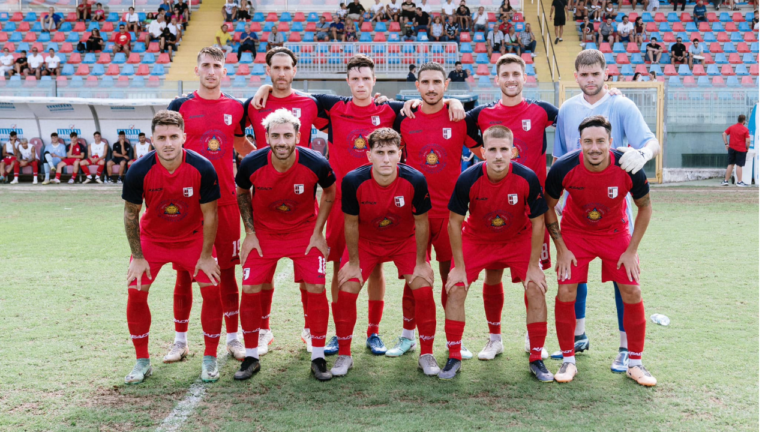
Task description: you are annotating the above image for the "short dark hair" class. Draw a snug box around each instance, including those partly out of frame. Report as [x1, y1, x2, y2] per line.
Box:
[347, 54, 375, 75]
[409, 64, 416, 71]
[70, 131, 78, 137]
[152, 110, 185, 134]
[118, 131, 125, 135]
[417, 62, 446, 80]
[738, 114, 747, 123]
[94, 131, 101, 136]
[574, 49, 606, 71]
[265, 47, 297, 67]
[9, 131, 16, 137]
[578, 115, 612, 137]
[139, 132, 146, 137]
[693, 38, 699, 42]
[367, 127, 401, 149]
[455, 61, 462, 66]
[495, 53, 526, 75]
[51, 132, 58, 137]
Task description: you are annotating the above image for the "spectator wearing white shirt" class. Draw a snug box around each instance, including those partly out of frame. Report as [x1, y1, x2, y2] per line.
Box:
[473, 6, 489, 32]
[222, 0, 237, 22]
[616, 15, 634, 42]
[442, 0, 456, 18]
[386, 0, 401, 21]
[0, 47, 14, 78]
[44, 48, 61, 77]
[26, 47, 45, 79]
[145, 15, 167, 47]
[369, 0, 386, 21]
[126, 7, 143, 37]
[487, 27, 506, 53]
[419, 0, 432, 13]
[128, 133, 153, 167]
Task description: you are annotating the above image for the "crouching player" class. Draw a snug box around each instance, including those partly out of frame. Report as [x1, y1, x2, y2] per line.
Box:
[234, 109, 336, 381]
[544, 116, 655, 386]
[121, 110, 223, 385]
[443, 125, 551, 381]
[333, 128, 438, 377]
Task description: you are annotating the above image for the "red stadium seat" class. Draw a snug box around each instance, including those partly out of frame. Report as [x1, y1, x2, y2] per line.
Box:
[744, 32, 757, 42]
[294, 12, 305, 21]
[360, 22, 372, 32]
[249, 75, 261, 84]
[106, 64, 120, 75]
[373, 32, 386, 41]
[716, 32, 730, 42]
[474, 42, 487, 53]
[692, 64, 706, 75]
[136, 64, 150, 75]
[127, 53, 140, 64]
[17, 22, 29, 32]
[266, 12, 278, 22]
[10, 12, 22, 21]
[663, 32, 676, 42]
[490, 52, 501, 63]
[97, 53, 111, 64]
[654, 12, 666, 22]
[329, 43, 342, 53]
[23, 75, 36, 87]
[461, 53, 474, 63]
[66, 12, 77, 22]
[300, 44, 314, 53]
[712, 76, 725, 86]
[724, 22, 737, 32]
[736, 42, 750, 53]
[646, 22, 658, 32]
[445, 44, 457, 53]
[732, 12, 745, 22]
[75, 64, 90, 75]
[147, 42, 160, 53]
[255, 52, 267, 63]
[749, 64, 758, 75]
[22, 32, 36, 42]
[288, 32, 301, 42]
[628, 12, 639, 22]
[460, 32, 471, 42]
[305, 22, 316, 31]
[322, 12, 333, 21]
[635, 64, 648, 75]
[249, 22, 261, 32]
[672, 22, 685, 32]
[616, 53, 630, 64]
[709, 42, 723, 53]
[236, 64, 250, 75]
[606, 64, 620, 76]
[388, 44, 400, 53]
[2, 42, 13, 52]
[52, 32, 66, 42]
[476, 64, 490, 75]
[102, 22, 113, 32]
[683, 76, 696, 86]
[389, 22, 400, 32]
[521, 53, 533, 64]
[720, 64, 735, 75]
[680, 12, 693, 22]
[741, 76, 755, 86]
[225, 53, 238, 63]
[707, 12, 718, 21]
[525, 75, 538, 86]
[60, 42, 73, 53]
[277, 22, 290, 32]
[260, 32, 270, 42]
[698, 22, 712, 32]
[663, 64, 678, 75]
[157, 53, 170, 64]
[487, 12, 497, 22]
[626, 42, 640, 53]
[728, 53, 742, 64]
[148, 76, 161, 86]
[67, 52, 82, 64]
[703, 53, 714, 64]
[690, 32, 702, 42]
[73, 21, 86, 32]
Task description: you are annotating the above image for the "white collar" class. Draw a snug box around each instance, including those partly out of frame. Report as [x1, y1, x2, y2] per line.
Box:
[578, 90, 611, 109]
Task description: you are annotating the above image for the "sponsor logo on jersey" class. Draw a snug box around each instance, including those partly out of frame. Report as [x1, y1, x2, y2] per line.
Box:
[394, 196, 405, 207]
[608, 186, 619, 199]
[292, 108, 302, 118]
[483, 209, 513, 231]
[294, 184, 304, 194]
[508, 194, 518, 205]
[200, 130, 227, 160]
[522, 119, 531, 131]
[443, 128, 452, 139]
[372, 116, 380, 126]
[183, 187, 193, 197]
[224, 114, 232, 125]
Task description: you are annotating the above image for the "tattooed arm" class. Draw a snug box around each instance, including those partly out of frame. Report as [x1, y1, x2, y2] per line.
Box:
[237, 186, 262, 261]
[124, 201, 151, 287]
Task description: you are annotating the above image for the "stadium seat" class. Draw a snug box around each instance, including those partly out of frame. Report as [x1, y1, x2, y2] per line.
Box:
[97, 52, 111, 64]
[74, 64, 90, 75]
[750, 43, 758, 53]
[151, 64, 165, 76]
[720, 64, 735, 76]
[709, 42, 723, 53]
[742, 53, 756, 64]
[730, 32, 744, 43]
[157, 53, 170, 64]
[672, 22, 685, 32]
[682, 76, 696, 87]
[252, 12, 264, 22]
[741, 76, 755, 87]
[599, 42, 612, 53]
[266, 12, 278, 22]
[663, 64, 678, 75]
[705, 64, 719, 75]
[649, 64, 663, 76]
[667, 12, 680, 22]
[307, 12, 319, 22]
[136, 64, 149, 76]
[711, 22, 724, 32]
[733, 64, 749, 76]
[722, 42, 736, 53]
[715, 53, 727, 64]
[604, 53, 616, 64]
[612, 42, 626, 53]
[459, 42, 472, 53]
[725, 75, 740, 87]
[474, 42, 487, 53]
[626, 43, 640, 53]
[719, 12, 732, 22]
[389, 22, 401, 32]
[476, 64, 490, 75]
[475, 53, 489, 64]
[696, 76, 711, 87]
[716, 32, 730, 42]
[630, 53, 644, 64]
[616, 53, 630, 64]
[677, 64, 692, 75]
[736, 42, 750, 53]
[279, 12, 292, 22]
[121, 64, 135, 76]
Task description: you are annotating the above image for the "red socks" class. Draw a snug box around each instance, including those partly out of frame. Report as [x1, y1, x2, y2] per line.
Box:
[259, 287, 274, 331]
[412, 287, 436, 355]
[527, 321, 548, 362]
[55, 172, 61, 180]
[240, 292, 262, 350]
[483, 283, 504, 335]
[199, 285, 223, 357]
[445, 319, 465, 360]
[623, 301, 646, 360]
[306, 291, 330, 348]
[96, 163, 104, 176]
[367, 299, 384, 337]
[555, 297, 576, 358]
[81, 163, 90, 176]
[173, 271, 193, 333]
[335, 291, 358, 356]
[219, 267, 240, 334]
[401, 282, 416, 331]
[13, 163, 19, 175]
[127, 289, 151, 359]
[300, 287, 309, 329]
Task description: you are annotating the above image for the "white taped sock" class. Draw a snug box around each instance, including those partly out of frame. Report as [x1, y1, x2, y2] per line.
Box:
[175, 332, 187, 344]
[245, 348, 259, 359]
[563, 356, 576, 364]
[575, 318, 586, 336]
[311, 346, 325, 360]
[489, 333, 502, 342]
[628, 358, 642, 367]
[619, 331, 628, 350]
[401, 329, 415, 339]
[227, 332, 238, 343]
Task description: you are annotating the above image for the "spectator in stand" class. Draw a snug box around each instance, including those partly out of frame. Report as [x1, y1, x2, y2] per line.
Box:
[0, 47, 14, 78]
[520, 23, 537, 56]
[347, 0, 366, 24]
[369, 0, 387, 22]
[603, 2, 618, 19]
[215, 24, 234, 55]
[632, 71, 643, 81]
[128, 133, 153, 167]
[44, 48, 62, 76]
[414, 7, 432, 33]
[236, 0, 251, 21]
[0, 131, 18, 183]
[80, 131, 107, 184]
[442, 0, 457, 20]
[40, 7, 61, 32]
[76, 0, 92, 22]
[647, 0, 659, 12]
[42, 132, 67, 185]
[499, 0, 514, 20]
[402, 28, 416, 40]
[672, 0, 685, 11]
[670, 36, 689, 65]
[693, 0, 707, 24]
[114, 25, 133, 54]
[445, 15, 461, 42]
[418, 0, 432, 14]
[163, 17, 182, 53]
[447, 61, 469, 83]
[407, 64, 417, 81]
[630, 0, 647, 11]
[386, 0, 401, 21]
[430, 15, 446, 40]
[337, 2, 348, 19]
[751, 10, 758, 30]
[171, 6, 187, 30]
[14, 51, 29, 77]
[574, 0, 587, 20]
[587, 0, 602, 20]
[16, 138, 38, 184]
[315, 16, 331, 41]
[267, 26, 285, 49]
[551, 0, 567, 43]
[633, 17, 646, 44]
[146, 15, 167, 49]
[92, 3, 106, 22]
[344, 17, 358, 41]
[26, 47, 45, 79]
[86, 29, 105, 53]
[54, 132, 86, 184]
[722, 114, 751, 187]
[689, 38, 704, 67]
[330, 15, 345, 41]
[223, 0, 237, 22]
[238, 28, 258, 60]
[498, 15, 512, 34]
[598, 17, 616, 46]
[455, 0, 471, 30]
[505, 30, 523, 55]
[487, 25, 506, 53]
[580, 17, 596, 47]
[106, 131, 132, 184]
[401, 0, 417, 24]
[473, 6, 489, 32]
[158, 0, 172, 16]
[177, 0, 191, 24]
[616, 15, 634, 42]
[645, 36, 662, 63]
[126, 7, 143, 37]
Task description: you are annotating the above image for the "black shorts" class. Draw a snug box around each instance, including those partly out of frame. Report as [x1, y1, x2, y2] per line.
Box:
[401, 10, 416, 19]
[727, 148, 747, 167]
[554, 15, 566, 26]
[111, 156, 128, 164]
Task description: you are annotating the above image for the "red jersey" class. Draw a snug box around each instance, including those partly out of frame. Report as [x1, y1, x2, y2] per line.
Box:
[725, 123, 750, 152]
[167, 91, 246, 206]
[448, 161, 547, 242]
[66, 142, 85, 157]
[545, 150, 649, 235]
[394, 104, 480, 218]
[122, 149, 220, 243]
[341, 163, 431, 246]
[315, 95, 404, 184]
[234, 146, 336, 237]
[466, 99, 559, 187]
[244, 91, 329, 150]
[115, 32, 131, 46]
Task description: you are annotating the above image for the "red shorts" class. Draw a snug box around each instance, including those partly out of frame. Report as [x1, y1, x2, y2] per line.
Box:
[82, 156, 102, 165]
[454, 235, 531, 286]
[2, 156, 16, 165]
[215, 203, 242, 269]
[326, 198, 346, 262]
[60, 158, 80, 165]
[340, 237, 417, 284]
[428, 217, 452, 263]
[560, 230, 638, 286]
[242, 230, 326, 286]
[129, 236, 214, 287]
[540, 231, 552, 270]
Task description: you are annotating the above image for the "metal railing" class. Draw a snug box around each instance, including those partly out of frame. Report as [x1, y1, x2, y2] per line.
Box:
[535, 0, 561, 82]
[4, 0, 194, 13]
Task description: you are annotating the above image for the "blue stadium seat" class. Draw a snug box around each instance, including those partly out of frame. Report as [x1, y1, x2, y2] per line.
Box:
[735, 64, 749, 76]
[24, 12, 37, 22]
[251, 64, 265, 75]
[473, 32, 486, 42]
[38, 32, 51, 43]
[328, 54, 342, 64]
[388, 56, 400, 64]
[640, 42, 648, 53]
[751, 43, 759, 53]
[431, 44, 444, 53]
[374, 22, 387, 32]
[343, 44, 355, 53]
[742, 53, 756, 64]
[253, 12, 265, 22]
[291, 22, 303, 31]
[359, 32, 372, 42]
[677, 64, 692, 75]
[476, 53, 489, 64]
[585, 42, 597, 50]
[703, 32, 716, 42]
[153, 64, 167, 76]
[302, 32, 314, 42]
[130, 76, 145, 88]
[738, 22, 751, 32]
[317, 44, 329, 53]
[92, 64, 105, 76]
[478, 76, 493, 88]
[233, 75, 247, 87]
[65, 32, 80, 43]
[642, 12, 653, 22]
[388, 32, 400, 41]
[0, 12, 8, 22]
[723, 42, 736, 53]
[7, 75, 21, 88]
[141, 53, 156, 64]
[650, 32, 661, 41]
[61, 64, 75, 76]
[677, 32, 689, 42]
[373, 44, 386, 53]
[620, 64, 634, 75]
[113, 52, 126, 64]
[667, 12, 680, 22]
[706, 64, 720, 75]
[417, 32, 429, 41]
[9, 32, 22, 42]
[612, 42, 626, 53]
[630, 53, 644, 64]
[307, 12, 319, 22]
[107, 12, 119, 22]
[719, 12, 732, 22]
[514, 23, 524, 32]
[726, 76, 740, 87]
[87, 21, 101, 31]
[715, 53, 728, 64]
[121, 64, 135, 75]
[464, 64, 474, 75]
[649, 64, 663, 76]
[616, 12, 626, 21]
[70, 75, 83, 86]
[82, 53, 96, 64]
[279, 12, 292, 22]
[659, 53, 671, 64]
[711, 22, 724, 32]
[525, 64, 535, 75]
[604, 53, 616, 64]
[697, 76, 711, 87]
[746, 12, 755, 21]
[685, 22, 698, 32]
[239, 52, 254, 63]
[658, 22, 672, 32]
[258, 42, 268, 52]
[46, 42, 59, 52]
[459, 42, 472, 53]
[668, 75, 682, 87]
[31, 21, 42, 32]
[16, 42, 29, 53]
[730, 32, 743, 42]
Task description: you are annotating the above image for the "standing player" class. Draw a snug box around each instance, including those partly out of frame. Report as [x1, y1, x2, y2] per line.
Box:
[389, 62, 482, 360]
[551, 49, 660, 372]
[165, 46, 257, 364]
[80, 131, 107, 184]
[442, 125, 551, 381]
[332, 128, 438, 377]
[463, 54, 557, 360]
[545, 116, 655, 386]
[242, 47, 330, 355]
[1, 131, 18, 183]
[16, 138, 38, 184]
[122, 110, 223, 384]
[234, 109, 336, 381]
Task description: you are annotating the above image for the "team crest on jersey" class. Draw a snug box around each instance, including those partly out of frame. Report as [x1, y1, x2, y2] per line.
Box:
[418, 144, 448, 173]
[372, 116, 380, 126]
[583, 203, 608, 223]
[294, 184, 304, 194]
[201, 130, 227, 161]
[443, 128, 452, 139]
[346, 129, 372, 158]
[483, 210, 512, 231]
[223, 114, 232, 125]
[608, 186, 619, 199]
[374, 213, 400, 229]
[292, 108, 302, 118]
[508, 194, 518, 205]
[158, 200, 188, 222]
[394, 196, 405, 207]
[522, 119, 531, 132]
[269, 199, 299, 213]
[183, 187, 193, 197]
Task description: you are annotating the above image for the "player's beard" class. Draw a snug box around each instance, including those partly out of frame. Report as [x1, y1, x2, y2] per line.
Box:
[580, 79, 604, 97]
[422, 91, 443, 107]
[200, 75, 220, 91]
[273, 76, 293, 92]
[271, 143, 296, 160]
[585, 151, 605, 166]
[500, 81, 522, 99]
[157, 146, 182, 163]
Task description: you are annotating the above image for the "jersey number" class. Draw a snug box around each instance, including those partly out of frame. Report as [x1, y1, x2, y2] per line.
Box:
[317, 257, 327, 275]
[232, 240, 241, 257]
[540, 243, 550, 262]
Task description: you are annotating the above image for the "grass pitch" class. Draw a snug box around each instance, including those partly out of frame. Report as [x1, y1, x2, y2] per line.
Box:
[0, 186, 758, 431]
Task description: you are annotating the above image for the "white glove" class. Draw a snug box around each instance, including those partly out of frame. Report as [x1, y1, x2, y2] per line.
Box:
[616, 146, 652, 174]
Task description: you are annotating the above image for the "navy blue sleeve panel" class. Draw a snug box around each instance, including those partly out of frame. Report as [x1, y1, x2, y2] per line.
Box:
[341, 165, 371, 216]
[392, 109, 407, 134]
[399, 163, 432, 215]
[121, 150, 155, 205]
[234, 147, 269, 190]
[448, 162, 484, 215]
[298, 146, 336, 189]
[166, 93, 193, 112]
[532, 99, 559, 125]
[385, 101, 405, 116]
[313, 94, 348, 114]
[463, 117, 482, 148]
[185, 150, 221, 204]
[545, 150, 579, 199]
[613, 150, 650, 200]
[465, 104, 492, 147]
[512, 162, 548, 219]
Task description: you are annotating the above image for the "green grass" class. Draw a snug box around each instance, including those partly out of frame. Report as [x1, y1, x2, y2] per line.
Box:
[0, 186, 758, 431]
